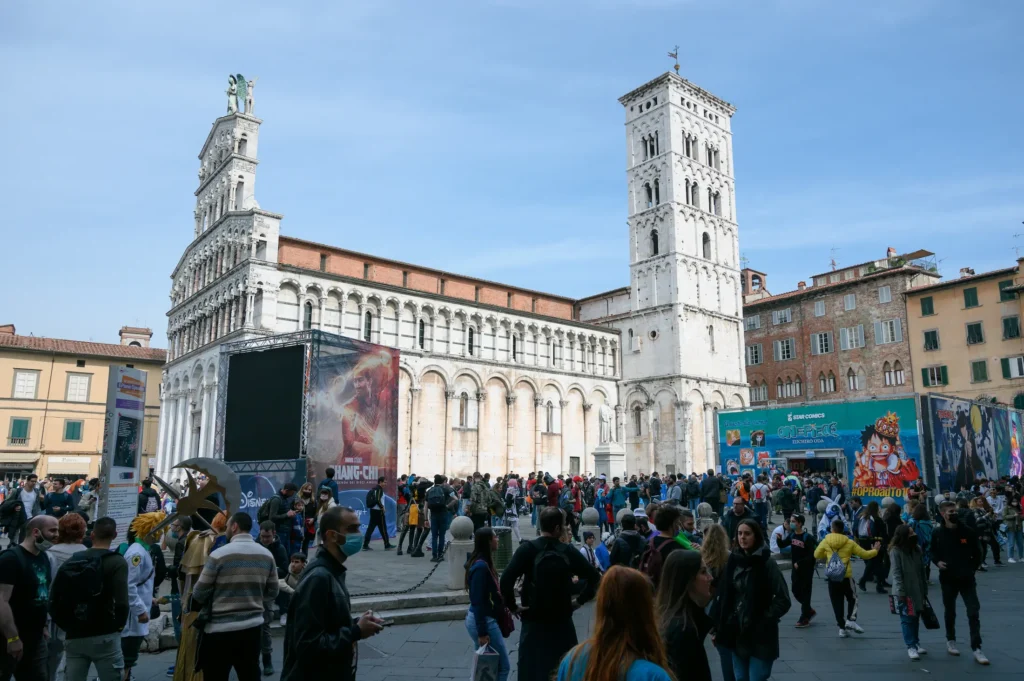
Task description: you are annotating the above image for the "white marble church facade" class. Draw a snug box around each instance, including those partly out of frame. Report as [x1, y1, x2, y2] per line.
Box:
[155, 71, 747, 481]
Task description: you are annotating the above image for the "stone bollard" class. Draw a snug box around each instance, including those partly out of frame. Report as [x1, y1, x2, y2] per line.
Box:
[615, 507, 634, 526]
[580, 506, 600, 541]
[447, 515, 475, 590]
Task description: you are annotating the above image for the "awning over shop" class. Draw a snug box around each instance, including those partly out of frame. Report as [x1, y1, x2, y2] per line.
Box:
[45, 455, 93, 476]
[0, 454, 40, 470]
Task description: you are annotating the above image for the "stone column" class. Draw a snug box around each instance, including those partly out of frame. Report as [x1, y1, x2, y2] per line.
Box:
[318, 296, 326, 330]
[704, 403, 717, 473]
[676, 400, 692, 476]
[408, 388, 420, 474]
[197, 387, 212, 458]
[430, 315, 438, 353]
[567, 339, 575, 372]
[615, 404, 625, 447]
[475, 389, 485, 471]
[646, 400, 656, 474]
[505, 395, 516, 472]
[534, 396, 544, 472]
[443, 390, 455, 477]
[155, 389, 171, 478]
[582, 402, 592, 474]
[173, 392, 188, 468]
[206, 382, 219, 458]
[533, 333, 540, 367]
[339, 298, 348, 336]
[559, 400, 569, 473]
[162, 393, 177, 475]
[358, 304, 367, 341]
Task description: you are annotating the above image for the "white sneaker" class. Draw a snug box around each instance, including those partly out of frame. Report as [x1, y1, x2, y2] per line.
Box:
[838, 628, 849, 638]
[947, 641, 960, 656]
[279, 614, 287, 626]
[845, 621, 865, 634]
[915, 645, 927, 655]
[973, 649, 990, 665]
[1009, 558, 1017, 564]
[908, 648, 920, 661]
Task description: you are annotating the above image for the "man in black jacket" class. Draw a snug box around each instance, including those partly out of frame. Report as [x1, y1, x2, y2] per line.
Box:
[362, 476, 392, 551]
[500, 508, 599, 681]
[282, 506, 383, 681]
[267, 483, 299, 556]
[721, 496, 756, 546]
[609, 513, 647, 568]
[932, 501, 988, 664]
[700, 470, 722, 515]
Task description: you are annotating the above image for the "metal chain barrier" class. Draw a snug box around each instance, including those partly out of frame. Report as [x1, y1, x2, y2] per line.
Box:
[350, 540, 452, 598]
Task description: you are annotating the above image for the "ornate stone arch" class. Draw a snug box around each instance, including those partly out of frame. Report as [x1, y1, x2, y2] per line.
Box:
[512, 376, 540, 394]
[418, 365, 451, 389]
[452, 368, 484, 390]
[482, 372, 512, 393]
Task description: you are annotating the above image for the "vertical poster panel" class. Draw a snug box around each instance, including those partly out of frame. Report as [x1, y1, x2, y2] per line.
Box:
[1009, 410, 1023, 478]
[926, 395, 1011, 491]
[98, 366, 147, 546]
[306, 338, 399, 537]
[234, 461, 307, 537]
[717, 397, 922, 506]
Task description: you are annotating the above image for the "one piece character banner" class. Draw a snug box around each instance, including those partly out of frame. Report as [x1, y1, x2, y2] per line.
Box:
[306, 338, 399, 537]
[925, 395, 1012, 492]
[718, 397, 923, 505]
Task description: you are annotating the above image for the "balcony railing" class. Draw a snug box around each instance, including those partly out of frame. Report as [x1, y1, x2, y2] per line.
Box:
[7, 437, 27, 446]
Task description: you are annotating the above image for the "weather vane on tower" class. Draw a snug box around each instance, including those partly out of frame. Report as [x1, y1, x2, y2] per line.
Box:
[667, 46, 680, 74]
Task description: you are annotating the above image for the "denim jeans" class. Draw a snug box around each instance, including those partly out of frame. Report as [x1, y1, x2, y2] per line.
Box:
[430, 509, 450, 557]
[170, 593, 182, 642]
[1009, 529, 1024, 560]
[464, 612, 510, 681]
[688, 498, 699, 513]
[64, 634, 123, 681]
[900, 613, 921, 649]
[714, 643, 735, 681]
[731, 653, 773, 681]
[531, 505, 538, 527]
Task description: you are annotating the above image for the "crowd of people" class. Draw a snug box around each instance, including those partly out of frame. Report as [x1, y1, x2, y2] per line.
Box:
[0, 466, 1018, 681]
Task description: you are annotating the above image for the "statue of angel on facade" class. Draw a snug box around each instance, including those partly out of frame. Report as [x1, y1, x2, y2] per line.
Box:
[226, 75, 239, 114]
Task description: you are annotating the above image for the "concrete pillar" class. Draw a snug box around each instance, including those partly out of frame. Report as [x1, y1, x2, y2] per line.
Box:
[197, 386, 212, 458]
[646, 401, 656, 474]
[559, 400, 569, 474]
[206, 383, 219, 459]
[156, 391, 173, 479]
[155, 389, 169, 476]
[582, 402, 592, 474]
[676, 400, 692, 476]
[443, 390, 455, 477]
[447, 516, 475, 589]
[174, 394, 188, 468]
[408, 387, 420, 473]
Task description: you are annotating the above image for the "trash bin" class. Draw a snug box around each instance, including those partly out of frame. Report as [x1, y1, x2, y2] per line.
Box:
[493, 526, 514, 572]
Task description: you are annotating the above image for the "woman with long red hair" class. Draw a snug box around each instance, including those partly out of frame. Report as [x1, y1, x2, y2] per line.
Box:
[557, 565, 674, 681]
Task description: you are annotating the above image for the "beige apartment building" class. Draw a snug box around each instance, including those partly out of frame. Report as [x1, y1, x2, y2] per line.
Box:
[0, 324, 166, 481]
[905, 260, 1024, 407]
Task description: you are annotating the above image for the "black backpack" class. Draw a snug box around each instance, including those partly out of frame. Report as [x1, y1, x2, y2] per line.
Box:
[529, 541, 572, 615]
[257, 497, 274, 524]
[49, 551, 109, 635]
[426, 484, 447, 512]
[614, 536, 643, 568]
[365, 488, 378, 509]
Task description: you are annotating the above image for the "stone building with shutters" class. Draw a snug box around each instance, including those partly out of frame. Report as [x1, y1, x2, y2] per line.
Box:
[0, 324, 165, 481]
[741, 248, 940, 407]
[156, 70, 751, 481]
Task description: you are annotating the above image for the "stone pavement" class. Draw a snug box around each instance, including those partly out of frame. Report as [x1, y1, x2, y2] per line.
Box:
[130, 557, 1024, 681]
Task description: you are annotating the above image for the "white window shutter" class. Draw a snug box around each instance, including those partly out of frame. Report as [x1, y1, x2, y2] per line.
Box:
[772, 340, 780, 361]
[840, 327, 849, 350]
[894, 319, 903, 343]
[874, 321, 883, 345]
[810, 334, 819, 356]
[857, 325, 865, 347]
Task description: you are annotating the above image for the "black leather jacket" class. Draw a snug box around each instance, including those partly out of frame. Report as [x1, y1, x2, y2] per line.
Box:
[281, 550, 361, 681]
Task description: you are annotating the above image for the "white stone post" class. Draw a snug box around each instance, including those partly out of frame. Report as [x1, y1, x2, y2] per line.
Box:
[703, 404, 717, 473]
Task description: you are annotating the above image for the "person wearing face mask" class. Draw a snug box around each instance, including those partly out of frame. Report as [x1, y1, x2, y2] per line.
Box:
[0, 515, 58, 681]
[657, 550, 715, 681]
[191, 512, 279, 681]
[931, 501, 987, 664]
[281, 506, 384, 681]
[776, 514, 817, 628]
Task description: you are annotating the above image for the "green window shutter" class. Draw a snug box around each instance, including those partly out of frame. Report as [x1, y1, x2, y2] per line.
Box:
[999, 280, 1014, 302]
[921, 368, 930, 387]
[10, 419, 28, 439]
[1016, 393, 1024, 410]
[1004, 317, 1020, 339]
[921, 297, 934, 316]
[64, 421, 81, 441]
[964, 288, 978, 308]
[1003, 358, 1012, 379]
[940, 365, 949, 385]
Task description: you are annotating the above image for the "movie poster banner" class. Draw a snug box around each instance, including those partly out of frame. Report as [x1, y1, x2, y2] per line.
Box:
[98, 366, 148, 546]
[232, 460, 307, 537]
[718, 397, 923, 505]
[306, 337, 399, 537]
[922, 395, 1014, 492]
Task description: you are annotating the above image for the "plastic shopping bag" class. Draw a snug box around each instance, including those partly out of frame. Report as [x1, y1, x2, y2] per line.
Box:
[471, 644, 500, 681]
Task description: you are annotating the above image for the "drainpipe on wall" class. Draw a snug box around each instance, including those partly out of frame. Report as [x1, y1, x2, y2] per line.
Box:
[37, 351, 57, 470]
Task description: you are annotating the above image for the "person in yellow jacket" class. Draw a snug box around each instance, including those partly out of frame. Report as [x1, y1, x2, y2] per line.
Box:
[814, 518, 881, 639]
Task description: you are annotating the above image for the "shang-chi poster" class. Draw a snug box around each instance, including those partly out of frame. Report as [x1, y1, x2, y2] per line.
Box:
[306, 338, 399, 537]
[717, 397, 923, 505]
[924, 395, 1013, 492]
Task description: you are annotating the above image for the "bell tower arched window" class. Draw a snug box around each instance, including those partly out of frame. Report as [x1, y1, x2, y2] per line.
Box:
[651, 230, 659, 256]
[702, 232, 712, 259]
[459, 392, 469, 427]
[468, 327, 475, 356]
[644, 183, 653, 209]
[654, 179, 660, 205]
[418, 319, 425, 349]
[633, 405, 643, 436]
[546, 401, 554, 433]
[363, 311, 372, 342]
[302, 301, 313, 330]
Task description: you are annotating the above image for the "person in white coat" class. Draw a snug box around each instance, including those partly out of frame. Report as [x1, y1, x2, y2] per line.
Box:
[121, 514, 160, 681]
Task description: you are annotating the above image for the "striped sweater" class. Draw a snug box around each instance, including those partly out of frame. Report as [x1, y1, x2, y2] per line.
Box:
[191, 533, 279, 633]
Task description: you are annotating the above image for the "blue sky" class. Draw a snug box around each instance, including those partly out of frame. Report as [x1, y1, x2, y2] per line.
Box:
[2, 1, 1022, 348]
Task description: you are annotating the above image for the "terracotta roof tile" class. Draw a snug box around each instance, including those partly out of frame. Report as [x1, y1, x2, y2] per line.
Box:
[0, 333, 166, 362]
[906, 266, 1018, 294]
[743, 267, 934, 309]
